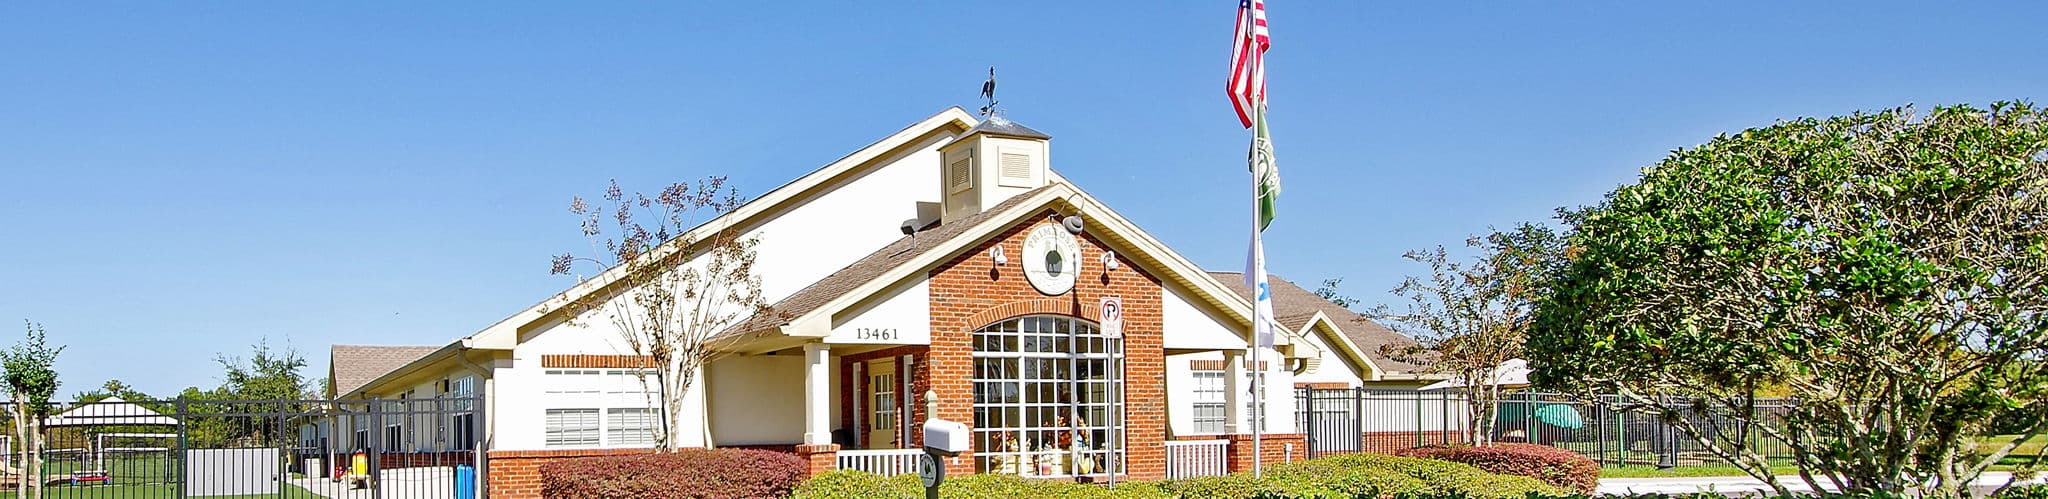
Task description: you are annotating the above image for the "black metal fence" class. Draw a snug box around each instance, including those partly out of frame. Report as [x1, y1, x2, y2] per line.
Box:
[1294, 388, 1798, 469]
[0, 396, 483, 498]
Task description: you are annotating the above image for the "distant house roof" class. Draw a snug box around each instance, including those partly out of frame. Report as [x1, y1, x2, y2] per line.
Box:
[45, 396, 178, 427]
[1209, 272, 1425, 374]
[330, 345, 441, 398]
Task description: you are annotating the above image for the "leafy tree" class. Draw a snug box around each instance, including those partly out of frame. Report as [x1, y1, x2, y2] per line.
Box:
[1530, 103, 2048, 496]
[4, 321, 64, 498]
[1313, 278, 1359, 309]
[1371, 223, 1564, 446]
[551, 177, 772, 450]
[209, 340, 310, 446]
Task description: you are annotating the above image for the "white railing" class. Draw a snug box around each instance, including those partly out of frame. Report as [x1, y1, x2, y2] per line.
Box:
[837, 448, 922, 476]
[1164, 439, 1230, 479]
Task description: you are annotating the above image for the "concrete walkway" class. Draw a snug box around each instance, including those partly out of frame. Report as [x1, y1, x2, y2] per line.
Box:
[1599, 472, 2046, 496]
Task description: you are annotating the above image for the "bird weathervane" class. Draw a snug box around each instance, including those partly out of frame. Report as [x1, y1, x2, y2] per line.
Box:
[979, 66, 1000, 118]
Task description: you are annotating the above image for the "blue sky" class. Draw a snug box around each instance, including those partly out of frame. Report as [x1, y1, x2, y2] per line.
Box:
[3, 2, 2043, 397]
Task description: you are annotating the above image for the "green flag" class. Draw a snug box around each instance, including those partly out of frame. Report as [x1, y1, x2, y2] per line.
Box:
[1251, 106, 1281, 230]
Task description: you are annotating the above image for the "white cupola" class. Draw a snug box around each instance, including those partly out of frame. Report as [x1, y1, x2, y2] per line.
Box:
[937, 116, 1051, 224]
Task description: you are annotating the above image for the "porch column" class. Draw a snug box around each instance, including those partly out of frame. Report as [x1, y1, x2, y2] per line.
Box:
[1223, 350, 1244, 434]
[803, 342, 832, 445]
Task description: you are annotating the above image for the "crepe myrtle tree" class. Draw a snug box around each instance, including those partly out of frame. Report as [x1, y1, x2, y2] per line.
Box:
[1371, 223, 1565, 447]
[550, 177, 772, 451]
[1529, 103, 2048, 497]
[5, 321, 64, 498]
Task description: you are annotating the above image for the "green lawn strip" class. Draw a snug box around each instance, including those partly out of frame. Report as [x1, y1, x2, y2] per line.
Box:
[1599, 465, 1801, 479]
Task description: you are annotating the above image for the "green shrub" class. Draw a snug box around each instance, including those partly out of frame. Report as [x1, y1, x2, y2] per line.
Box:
[1264, 456, 1428, 497]
[791, 470, 1171, 499]
[2001, 484, 2048, 499]
[792, 453, 1565, 499]
[1158, 473, 1341, 499]
[1289, 453, 1567, 499]
[789, 469, 921, 499]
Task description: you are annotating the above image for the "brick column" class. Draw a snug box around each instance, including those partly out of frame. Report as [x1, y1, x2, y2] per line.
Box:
[796, 443, 841, 477]
[1223, 433, 1306, 473]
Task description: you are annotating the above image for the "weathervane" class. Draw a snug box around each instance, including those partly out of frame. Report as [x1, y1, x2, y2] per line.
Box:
[979, 66, 1000, 118]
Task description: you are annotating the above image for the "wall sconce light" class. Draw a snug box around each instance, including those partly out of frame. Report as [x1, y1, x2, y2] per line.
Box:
[1101, 251, 1118, 271]
[991, 246, 1008, 266]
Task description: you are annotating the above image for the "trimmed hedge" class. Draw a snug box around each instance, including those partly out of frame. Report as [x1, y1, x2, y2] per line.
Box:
[791, 470, 1171, 498]
[1394, 443, 1600, 494]
[540, 448, 805, 498]
[793, 453, 1564, 499]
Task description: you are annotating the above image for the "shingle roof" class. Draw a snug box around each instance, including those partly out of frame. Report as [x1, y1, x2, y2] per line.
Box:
[329, 345, 441, 397]
[1208, 272, 1425, 374]
[719, 186, 1058, 343]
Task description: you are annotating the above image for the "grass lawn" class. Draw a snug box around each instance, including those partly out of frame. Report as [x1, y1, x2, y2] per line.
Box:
[1596, 435, 2048, 478]
[0, 482, 326, 499]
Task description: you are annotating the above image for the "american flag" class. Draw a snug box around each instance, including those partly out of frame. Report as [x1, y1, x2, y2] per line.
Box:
[1228, 0, 1269, 128]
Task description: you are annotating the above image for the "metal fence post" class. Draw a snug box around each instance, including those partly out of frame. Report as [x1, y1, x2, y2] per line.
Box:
[177, 397, 189, 499]
[370, 399, 384, 499]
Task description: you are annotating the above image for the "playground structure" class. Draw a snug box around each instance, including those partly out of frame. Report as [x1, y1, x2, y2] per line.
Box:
[25, 397, 182, 487]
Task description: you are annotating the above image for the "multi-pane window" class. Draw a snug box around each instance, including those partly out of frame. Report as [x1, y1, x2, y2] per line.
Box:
[1190, 371, 1227, 434]
[607, 408, 657, 446]
[971, 316, 1123, 477]
[545, 408, 601, 447]
[543, 368, 659, 448]
[447, 376, 479, 450]
[872, 373, 896, 432]
[544, 369, 603, 394]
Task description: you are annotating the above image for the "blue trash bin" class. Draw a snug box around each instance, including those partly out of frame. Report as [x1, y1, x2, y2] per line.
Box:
[454, 464, 476, 499]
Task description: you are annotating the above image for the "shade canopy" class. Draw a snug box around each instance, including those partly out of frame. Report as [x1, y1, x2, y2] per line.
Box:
[43, 396, 179, 427]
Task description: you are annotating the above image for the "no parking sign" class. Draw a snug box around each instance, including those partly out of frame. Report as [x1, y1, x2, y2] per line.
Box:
[1100, 296, 1123, 338]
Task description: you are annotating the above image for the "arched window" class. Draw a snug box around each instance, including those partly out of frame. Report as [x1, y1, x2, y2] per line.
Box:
[971, 315, 1124, 477]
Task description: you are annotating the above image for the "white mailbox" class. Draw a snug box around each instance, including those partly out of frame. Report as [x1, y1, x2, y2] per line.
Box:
[922, 419, 970, 457]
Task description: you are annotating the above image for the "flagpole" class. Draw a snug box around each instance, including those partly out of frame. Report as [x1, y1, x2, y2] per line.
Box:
[1245, 4, 1266, 479]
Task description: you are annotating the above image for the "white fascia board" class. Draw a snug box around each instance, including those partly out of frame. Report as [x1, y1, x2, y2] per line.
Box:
[1297, 311, 1384, 380]
[1048, 171, 1256, 329]
[462, 108, 980, 350]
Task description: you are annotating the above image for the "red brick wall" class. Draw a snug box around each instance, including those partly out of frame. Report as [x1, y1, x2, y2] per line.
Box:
[926, 211, 1169, 481]
[1224, 433, 1306, 472]
[1361, 430, 1468, 454]
[485, 448, 654, 499]
[839, 345, 927, 449]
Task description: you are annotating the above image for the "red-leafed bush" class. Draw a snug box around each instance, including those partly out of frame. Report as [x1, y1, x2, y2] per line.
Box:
[1393, 443, 1599, 494]
[540, 448, 806, 498]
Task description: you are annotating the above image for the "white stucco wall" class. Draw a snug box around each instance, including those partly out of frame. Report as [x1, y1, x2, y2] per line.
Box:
[1161, 286, 1245, 351]
[1290, 326, 1366, 387]
[825, 277, 931, 346]
[705, 353, 840, 446]
[748, 133, 954, 303]
[1163, 348, 1297, 437]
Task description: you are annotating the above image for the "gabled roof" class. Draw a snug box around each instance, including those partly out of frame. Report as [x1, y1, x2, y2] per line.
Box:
[45, 396, 178, 427]
[1209, 272, 1425, 374]
[459, 107, 982, 351]
[718, 179, 1264, 353]
[330, 345, 440, 397]
[722, 185, 1056, 341]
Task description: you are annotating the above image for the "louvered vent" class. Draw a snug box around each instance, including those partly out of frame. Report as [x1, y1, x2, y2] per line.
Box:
[1000, 153, 1031, 181]
[948, 156, 972, 191]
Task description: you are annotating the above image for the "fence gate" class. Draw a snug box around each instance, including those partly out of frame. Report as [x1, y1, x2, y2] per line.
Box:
[1294, 388, 1361, 458]
[9, 396, 484, 499]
